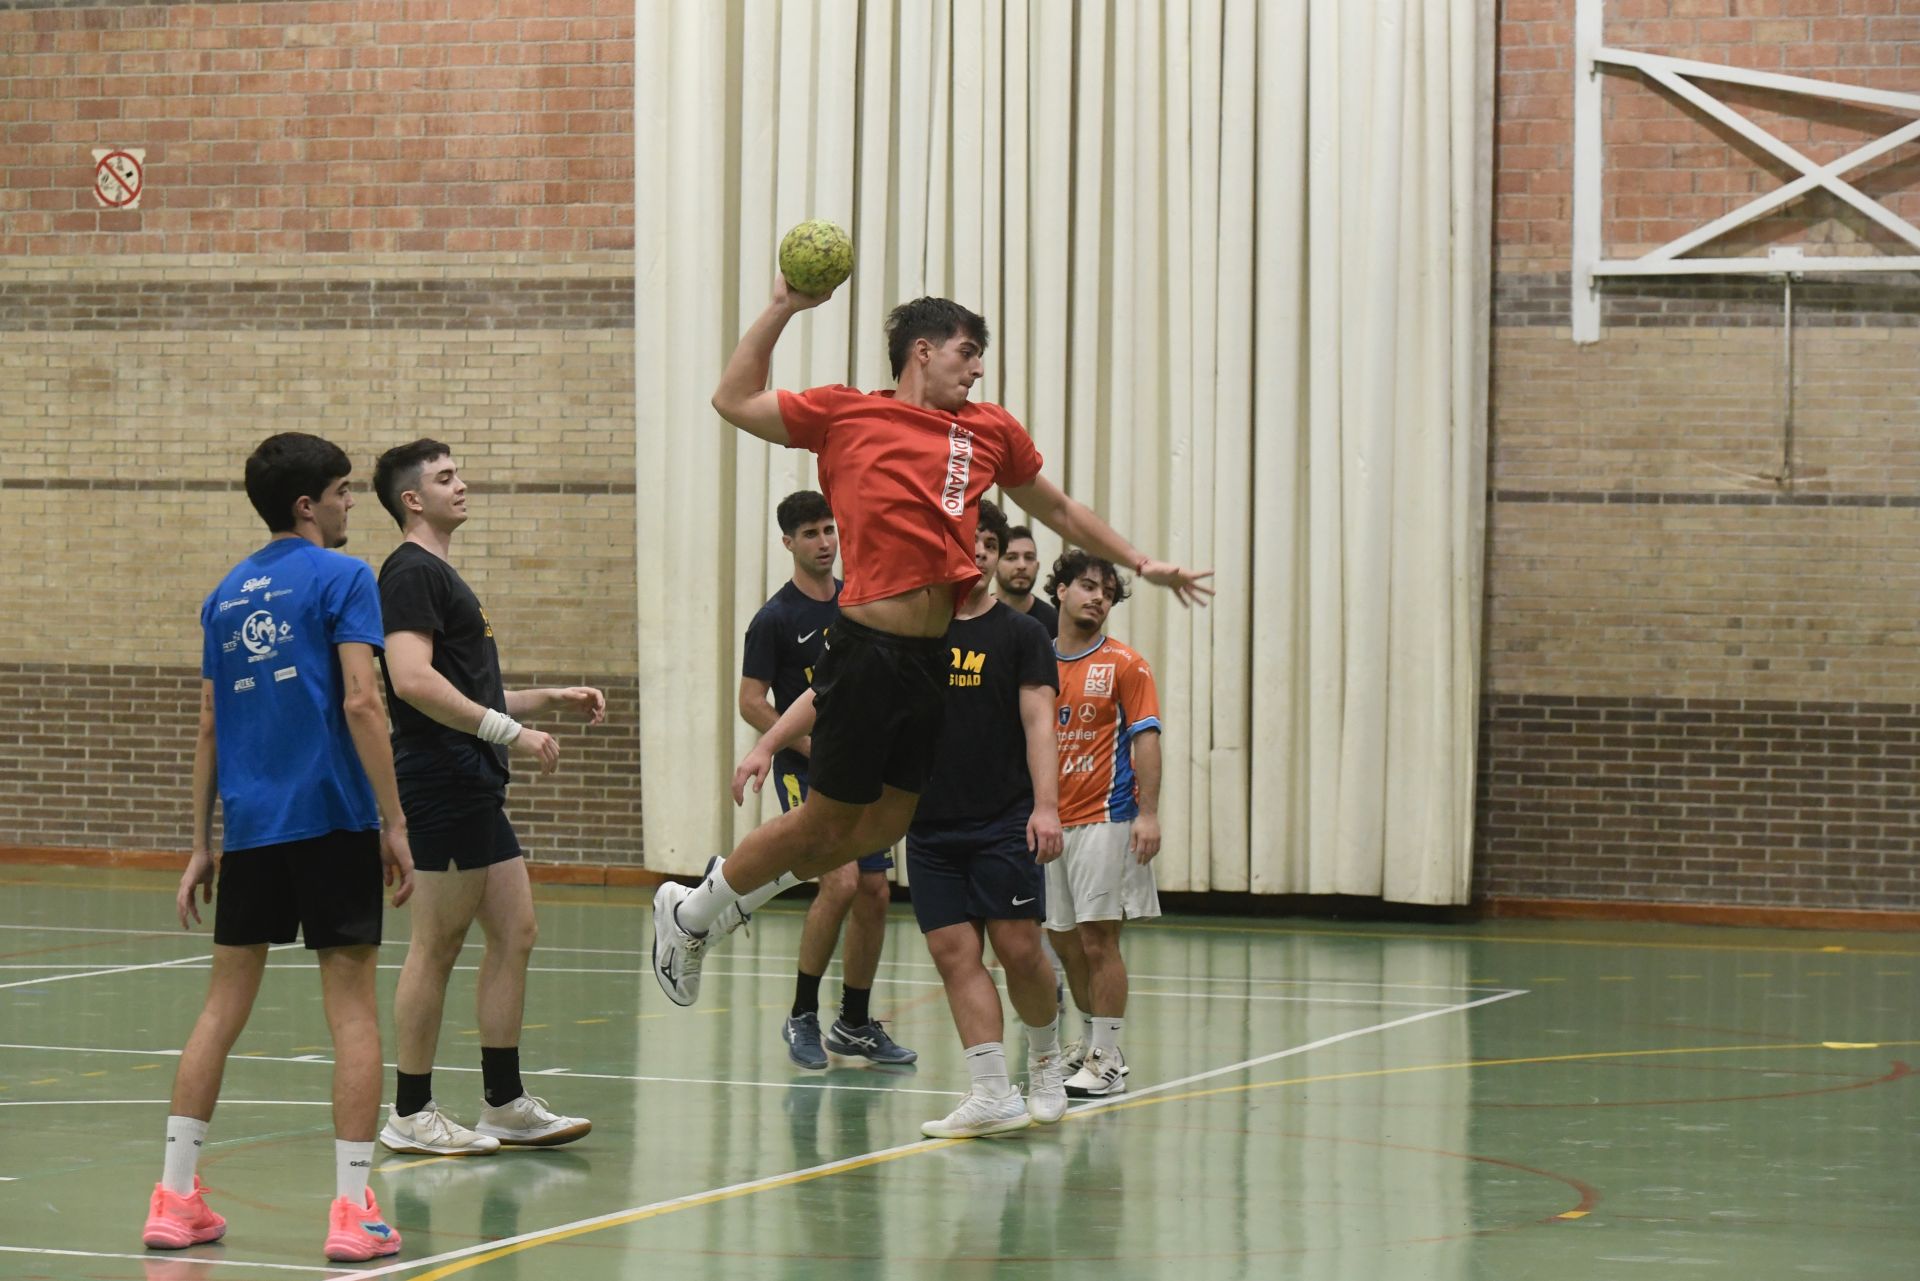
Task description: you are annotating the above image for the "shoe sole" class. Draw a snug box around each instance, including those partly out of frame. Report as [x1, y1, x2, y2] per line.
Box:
[325, 1238, 403, 1262]
[476, 1119, 592, 1147]
[921, 1113, 1032, 1139]
[825, 1047, 920, 1065]
[1029, 1101, 1068, 1125]
[143, 1224, 226, 1249]
[787, 1050, 828, 1070]
[651, 886, 695, 1007]
[1063, 1082, 1126, 1098]
[378, 1126, 501, 1156]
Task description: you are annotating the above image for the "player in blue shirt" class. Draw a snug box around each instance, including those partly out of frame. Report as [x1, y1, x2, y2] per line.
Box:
[143, 433, 414, 1264]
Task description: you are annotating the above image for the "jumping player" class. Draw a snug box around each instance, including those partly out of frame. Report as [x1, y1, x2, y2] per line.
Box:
[650, 279, 1209, 1007]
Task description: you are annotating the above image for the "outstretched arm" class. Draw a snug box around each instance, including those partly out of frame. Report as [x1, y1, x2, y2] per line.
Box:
[1005, 473, 1215, 607]
[711, 277, 835, 445]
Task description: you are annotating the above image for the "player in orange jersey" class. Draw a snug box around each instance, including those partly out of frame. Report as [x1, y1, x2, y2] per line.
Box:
[1044, 550, 1163, 1098]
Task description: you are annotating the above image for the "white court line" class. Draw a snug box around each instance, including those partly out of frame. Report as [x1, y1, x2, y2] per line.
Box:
[1067, 987, 1531, 1116]
[0, 1244, 338, 1274]
[0, 944, 299, 991]
[338, 987, 1530, 1281]
[0, 1043, 957, 1098]
[0, 923, 185, 937]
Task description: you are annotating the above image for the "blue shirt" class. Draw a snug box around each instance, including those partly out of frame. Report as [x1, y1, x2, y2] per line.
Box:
[200, 538, 386, 851]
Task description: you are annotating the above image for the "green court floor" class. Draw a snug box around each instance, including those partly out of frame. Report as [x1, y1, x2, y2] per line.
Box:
[1, 867, 1916, 1280]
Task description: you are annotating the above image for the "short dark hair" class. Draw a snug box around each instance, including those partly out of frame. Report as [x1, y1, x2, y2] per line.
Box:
[776, 490, 832, 537]
[244, 432, 353, 533]
[1004, 524, 1036, 548]
[885, 297, 990, 379]
[976, 498, 1010, 554]
[1045, 549, 1131, 607]
[373, 438, 452, 529]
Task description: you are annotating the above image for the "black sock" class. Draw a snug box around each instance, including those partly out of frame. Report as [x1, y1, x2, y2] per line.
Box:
[841, 984, 872, 1028]
[481, 1046, 522, 1108]
[792, 970, 823, 1019]
[395, 1071, 433, 1119]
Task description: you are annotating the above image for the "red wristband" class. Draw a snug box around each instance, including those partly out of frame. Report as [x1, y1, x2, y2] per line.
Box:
[1134, 555, 1150, 576]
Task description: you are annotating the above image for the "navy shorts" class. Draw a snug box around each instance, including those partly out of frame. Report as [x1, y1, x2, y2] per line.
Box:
[214, 829, 383, 950]
[399, 773, 523, 874]
[905, 804, 1044, 933]
[775, 767, 893, 874]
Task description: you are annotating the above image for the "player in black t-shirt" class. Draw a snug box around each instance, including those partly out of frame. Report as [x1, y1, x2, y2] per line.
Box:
[733, 501, 1067, 1139]
[993, 524, 1059, 638]
[370, 439, 601, 1157]
[736, 490, 912, 1070]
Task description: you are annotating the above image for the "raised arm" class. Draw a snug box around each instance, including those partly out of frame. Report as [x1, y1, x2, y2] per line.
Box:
[711, 277, 835, 446]
[1005, 472, 1215, 607]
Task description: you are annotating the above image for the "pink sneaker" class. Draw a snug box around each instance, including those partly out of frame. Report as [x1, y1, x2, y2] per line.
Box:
[141, 1176, 227, 1249]
[323, 1188, 402, 1262]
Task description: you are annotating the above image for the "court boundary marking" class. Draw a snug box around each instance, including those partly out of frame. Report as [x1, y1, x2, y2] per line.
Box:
[336, 989, 1527, 1280]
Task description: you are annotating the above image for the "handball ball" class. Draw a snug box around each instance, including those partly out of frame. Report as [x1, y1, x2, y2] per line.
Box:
[779, 220, 854, 297]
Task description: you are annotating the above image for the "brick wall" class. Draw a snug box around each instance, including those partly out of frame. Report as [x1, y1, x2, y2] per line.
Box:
[1481, 0, 1920, 910]
[0, 0, 643, 865]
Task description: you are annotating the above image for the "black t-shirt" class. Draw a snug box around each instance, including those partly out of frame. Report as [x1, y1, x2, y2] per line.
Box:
[742, 580, 840, 777]
[912, 602, 1059, 830]
[1019, 595, 1059, 638]
[378, 542, 510, 786]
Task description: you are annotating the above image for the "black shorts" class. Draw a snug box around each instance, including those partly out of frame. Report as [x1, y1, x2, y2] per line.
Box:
[808, 616, 949, 805]
[772, 767, 894, 873]
[905, 804, 1045, 933]
[400, 774, 523, 874]
[213, 829, 384, 950]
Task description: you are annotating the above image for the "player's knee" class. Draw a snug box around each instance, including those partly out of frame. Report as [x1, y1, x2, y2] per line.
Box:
[489, 912, 537, 960]
[857, 872, 891, 910]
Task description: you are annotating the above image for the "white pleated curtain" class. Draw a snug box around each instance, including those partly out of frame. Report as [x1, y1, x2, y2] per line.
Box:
[635, 0, 1492, 904]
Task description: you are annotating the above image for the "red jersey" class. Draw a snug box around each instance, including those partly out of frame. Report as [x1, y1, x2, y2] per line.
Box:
[1055, 635, 1161, 827]
[776, 386, 1045, 607]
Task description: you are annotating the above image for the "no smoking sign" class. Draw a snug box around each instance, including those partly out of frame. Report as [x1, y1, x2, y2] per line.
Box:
[91, 148, 144, 209]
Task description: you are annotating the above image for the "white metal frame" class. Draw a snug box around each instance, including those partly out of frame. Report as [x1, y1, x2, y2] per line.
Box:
[1571, 0, 1920, 343]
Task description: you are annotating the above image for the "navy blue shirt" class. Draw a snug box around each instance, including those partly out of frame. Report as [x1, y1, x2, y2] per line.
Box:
[200, 538, 385, 851]
[742, 579, 840, 778]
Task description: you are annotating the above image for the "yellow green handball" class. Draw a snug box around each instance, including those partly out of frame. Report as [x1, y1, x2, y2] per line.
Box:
[778, 219, 854, 298]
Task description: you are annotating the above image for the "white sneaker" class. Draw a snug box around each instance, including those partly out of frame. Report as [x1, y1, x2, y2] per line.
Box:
[921, 1089, 1032, 1139]
[651, 881, 711, 1006]
[1027, 1052, 1069, 1124]
[1063, 1048, 1127, 1098]
[379, 1100, 502, 1155]
[474, 1094, 592, 1147]
[1060, 1037, 1127, 1079]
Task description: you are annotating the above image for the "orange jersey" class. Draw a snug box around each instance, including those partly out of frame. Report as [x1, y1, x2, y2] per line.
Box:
[1055, 636, 1161, 827]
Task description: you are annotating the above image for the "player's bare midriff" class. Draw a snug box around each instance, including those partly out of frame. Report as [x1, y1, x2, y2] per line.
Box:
[841, 583, 953, 638]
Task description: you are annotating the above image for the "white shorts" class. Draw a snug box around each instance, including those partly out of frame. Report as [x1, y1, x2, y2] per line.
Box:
[1044, 821, 1161, 930]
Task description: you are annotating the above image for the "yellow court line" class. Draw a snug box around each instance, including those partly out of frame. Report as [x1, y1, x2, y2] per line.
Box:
[400, 1037, 1920, 1280]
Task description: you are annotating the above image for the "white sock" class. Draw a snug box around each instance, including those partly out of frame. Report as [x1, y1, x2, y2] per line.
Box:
[336, 1139, 374, 1203]
[963, 1042, 1012, 1097]
[674, 863, 745, 934]
[1080, 1012, 1096, 1045]
[161, 1115, 208, 1195]
[1091, 1016, 1123, 1058]
[1024, 1016, 1061, 1063]
[735, 870, 802, 915]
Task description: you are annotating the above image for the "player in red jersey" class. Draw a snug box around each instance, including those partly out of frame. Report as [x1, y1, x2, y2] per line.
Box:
[650, 277, 1210, 1007]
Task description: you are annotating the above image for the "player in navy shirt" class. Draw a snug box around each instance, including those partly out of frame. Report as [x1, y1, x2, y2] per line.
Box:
[993, 524, 1059, 638]
[145, 433, 412, 1263]
[736, 491, 913, 1068]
